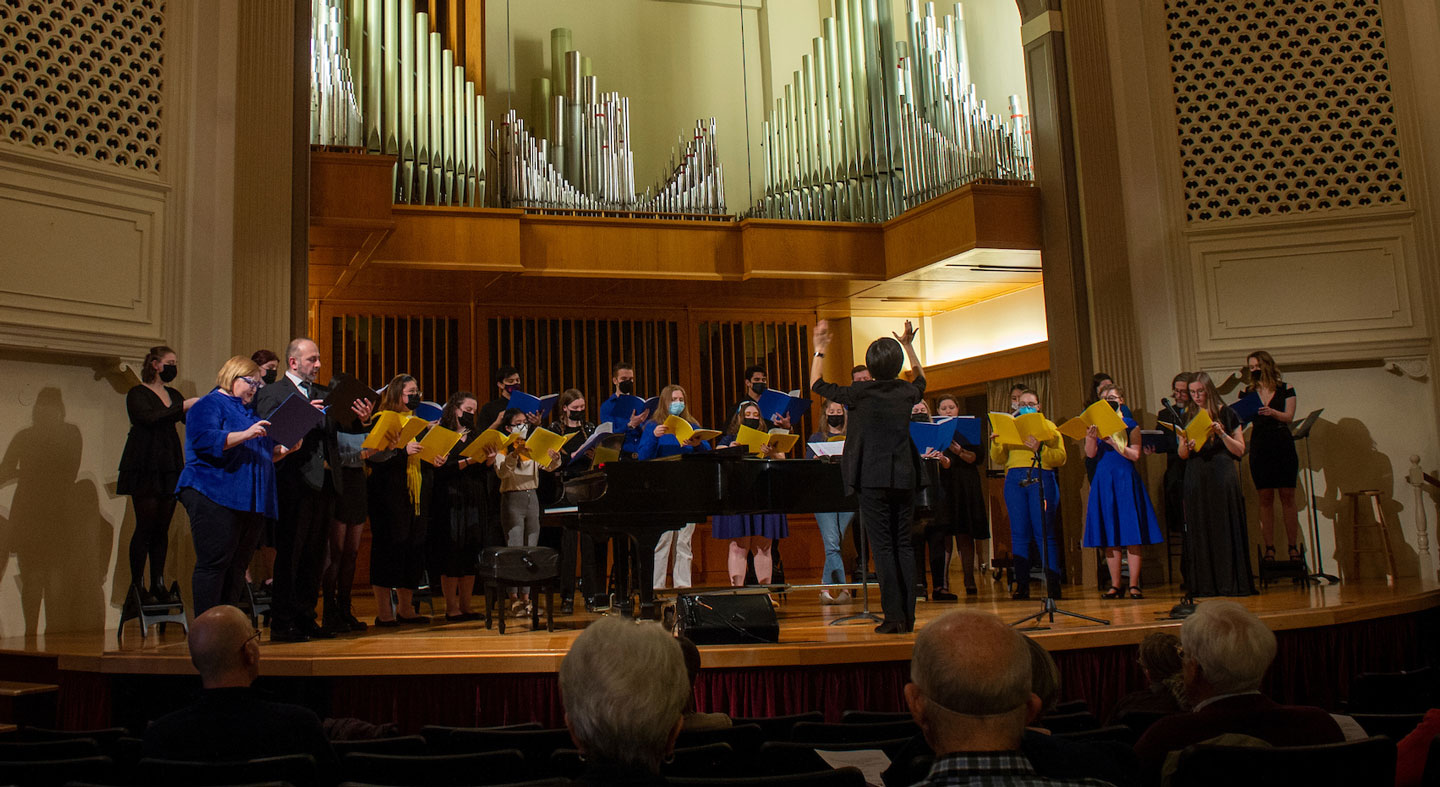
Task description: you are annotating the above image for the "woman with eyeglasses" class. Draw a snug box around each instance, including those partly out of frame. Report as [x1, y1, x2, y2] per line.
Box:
[365, 374, 441, 626]
[176, 357, 295, 615]
[990, 389, 1067, 600]
[1244, 351, 1301, 562]
[1083, 383, 1164, 599]
[119, 344, 200, 607]
[1177, 372, 1255, 596]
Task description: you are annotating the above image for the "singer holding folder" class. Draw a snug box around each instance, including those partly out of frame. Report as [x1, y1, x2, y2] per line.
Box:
[1083, 384, 1164, 599]
[934, 394, 988, 596]
[1177, 372, 1256, 597]
[1245, 351, 1301, 562]
[641, 385, 712, 590]
[989, 389, 1067, 600]
[176, 356, 296, 615]
[712, 401, 787, 587]
[365, 375, 441, 626]
[811, 319, 926, 634]
[808, 400, 854, 604]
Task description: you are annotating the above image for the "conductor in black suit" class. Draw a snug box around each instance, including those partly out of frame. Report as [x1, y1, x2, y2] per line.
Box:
[254, 338, 371, 642]
[811, 320, 926, 633]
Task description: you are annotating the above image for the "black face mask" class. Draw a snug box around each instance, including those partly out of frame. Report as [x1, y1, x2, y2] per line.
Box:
[262, 369, 277, 385]
[1106, 400, 1121, 411]
[1250, 368, 1261, 381]
[741, 417, 761, 431]
[826, 414, 845, 428]
[910, 413, 930, 423]
[405, 394, 422, 411]
[458, 412, 475, 430]
[566, 408, 584, 422]
[617, 379, 634, 395]
[159, 364, 178, 383]
[751, 382, 768, 396]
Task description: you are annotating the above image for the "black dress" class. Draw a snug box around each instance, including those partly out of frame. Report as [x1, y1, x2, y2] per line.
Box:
[428, 434, 489, 579]
[366, 447, 429, 590]
[1182, 405, 1255, 597]
[936, 443, 989, 539]
[117, 384, 186, 496]
[1248, 383, 1299, 490]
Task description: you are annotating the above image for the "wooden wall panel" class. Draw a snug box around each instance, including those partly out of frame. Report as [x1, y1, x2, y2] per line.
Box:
[318, 302, 472, 397]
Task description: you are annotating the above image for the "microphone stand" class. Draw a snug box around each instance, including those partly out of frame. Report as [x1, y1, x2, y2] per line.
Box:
[1011, 442, 1109, 629]
[1160, 398, 1198, 619]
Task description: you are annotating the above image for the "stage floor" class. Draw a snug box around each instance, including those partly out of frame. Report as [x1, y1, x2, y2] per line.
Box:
[3, 575, 1437, 679]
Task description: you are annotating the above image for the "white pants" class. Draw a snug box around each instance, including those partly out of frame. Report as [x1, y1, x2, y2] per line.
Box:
[654, 522, 697, 589]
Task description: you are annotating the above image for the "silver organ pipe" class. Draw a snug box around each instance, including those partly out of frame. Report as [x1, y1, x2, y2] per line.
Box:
[397, 0, 414, 201]
[310, 0, 362, 147]
[414, 13, 429, 203]
[749, 0, 1032, 222]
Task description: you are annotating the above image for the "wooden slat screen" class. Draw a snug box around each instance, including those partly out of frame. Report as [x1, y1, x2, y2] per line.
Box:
[330, 314, 463, 399]
[696, 319, 812, 435]
[486, 316, 682, 416]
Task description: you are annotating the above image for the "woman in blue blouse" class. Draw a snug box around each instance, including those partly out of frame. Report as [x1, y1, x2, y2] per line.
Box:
[639, 384, 711, 590]
[176, 356, 296, 615]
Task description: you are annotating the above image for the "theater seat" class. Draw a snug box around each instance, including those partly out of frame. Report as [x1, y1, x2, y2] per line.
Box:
[137, 753, 319, 787]
[670, 767, 868, 786]
[340, 749, 528, 786]
[1169, 736, 1396, 786]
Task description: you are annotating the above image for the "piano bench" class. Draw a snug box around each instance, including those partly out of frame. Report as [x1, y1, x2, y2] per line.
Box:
[477, 546, 560, 634]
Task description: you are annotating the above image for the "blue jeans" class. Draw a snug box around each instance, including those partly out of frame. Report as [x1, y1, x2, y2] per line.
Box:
[1004, 467, 1060, 581]
[815, 511, 855, 585]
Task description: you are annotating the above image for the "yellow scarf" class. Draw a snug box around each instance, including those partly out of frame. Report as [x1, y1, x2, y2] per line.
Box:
[405, 453, 423, 515]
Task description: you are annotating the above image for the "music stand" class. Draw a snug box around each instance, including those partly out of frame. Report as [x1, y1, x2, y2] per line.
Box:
[1011, 449, 1109, 630]
[1292, 408, 1337, 584]
[831, 509, 883, 626]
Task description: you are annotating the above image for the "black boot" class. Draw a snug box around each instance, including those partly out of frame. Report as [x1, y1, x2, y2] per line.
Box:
[339, 597, 367, 632]
[1046, 571, 1063, 600]
[1011, 556, 1031, 600]
[322, 595, 345, 634]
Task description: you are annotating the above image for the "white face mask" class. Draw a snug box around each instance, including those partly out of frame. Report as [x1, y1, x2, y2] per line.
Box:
[509, 424, 527, 436]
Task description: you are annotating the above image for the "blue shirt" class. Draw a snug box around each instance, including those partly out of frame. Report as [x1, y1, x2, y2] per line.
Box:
[636, 420, 710, 460]
[175, 389, 278, 518]
[599, 394, 646, 456]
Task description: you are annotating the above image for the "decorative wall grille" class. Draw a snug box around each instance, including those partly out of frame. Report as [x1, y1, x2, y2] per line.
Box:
[1165, 0, 1404, 222]
[330, 314, 462, 400]
[696, 320, 811, 436]
[0, 0, 165, 173]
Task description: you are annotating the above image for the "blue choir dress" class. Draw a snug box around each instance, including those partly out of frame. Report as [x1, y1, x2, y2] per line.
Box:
[1082, 413, 1164, 549]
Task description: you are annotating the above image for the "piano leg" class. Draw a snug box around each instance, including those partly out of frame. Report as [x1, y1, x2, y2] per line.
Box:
[627, 530, 664, 620]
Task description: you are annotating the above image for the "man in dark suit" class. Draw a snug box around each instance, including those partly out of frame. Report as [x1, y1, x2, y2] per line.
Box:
[255, 338, 369, 642]
[811, 320, 925, 633]
[1134, 600, 1343, 785]
[144, 605, 336, 774]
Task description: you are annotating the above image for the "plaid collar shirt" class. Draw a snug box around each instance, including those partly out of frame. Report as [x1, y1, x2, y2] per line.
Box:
[913, 751, 1117, 787]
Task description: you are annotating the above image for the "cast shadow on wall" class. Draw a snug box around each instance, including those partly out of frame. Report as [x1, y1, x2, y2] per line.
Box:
[1307, 416, 1420, 581]
[0, 387, 115, 636]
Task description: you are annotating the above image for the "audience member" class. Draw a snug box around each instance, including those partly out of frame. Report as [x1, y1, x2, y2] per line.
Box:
[1022, 635, 1141, 787]
[1134, 601, 1343, 785]
[1395, 708, 1440, 787]
[143, 605, 336, 774]
[561, 616, 690, 785]
[1109, 632, 1185, 723]
[677, 635, 732, 732]
[903, 610, 1114, 786]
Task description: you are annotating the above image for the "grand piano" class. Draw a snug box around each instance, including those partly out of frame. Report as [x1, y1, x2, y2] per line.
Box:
[555, 449, 856, 617]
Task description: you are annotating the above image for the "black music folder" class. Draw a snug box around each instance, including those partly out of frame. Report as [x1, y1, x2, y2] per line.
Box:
[323, 373, 381, 429]
[266, 393, 326, 449]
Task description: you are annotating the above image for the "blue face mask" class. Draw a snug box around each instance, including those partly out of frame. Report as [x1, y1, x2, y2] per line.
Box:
[668, 401, 686, 416]
[1016, 406, 1038, 416]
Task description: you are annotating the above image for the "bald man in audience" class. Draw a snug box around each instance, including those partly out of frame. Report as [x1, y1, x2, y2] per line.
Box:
[906, 610, 1113, 786]
[1134, 601, 1342, 786]
[143, 605, 336, 773]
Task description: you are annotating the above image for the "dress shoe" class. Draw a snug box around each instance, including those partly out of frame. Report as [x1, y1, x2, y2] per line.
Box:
[300, 622, 336, 640]
[343, 611, 368, 632]
[270, 626, 311, 643]
[396, 614, 431, 625]
[1011, 588, 1031, 601]
[874, 621, 906, 634]
[932, 590, 959, 602]
[373, 617, 400, 628]
[964, 584, 978, 596]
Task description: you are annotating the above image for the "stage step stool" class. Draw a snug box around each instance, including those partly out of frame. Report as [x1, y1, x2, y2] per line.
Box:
[239, 581, 272, 630]
[0, 681, 57, 728]
[1257, 544, 1310, 589]
[1344, 490, 1397, 585]
[117, 582, 188, 644]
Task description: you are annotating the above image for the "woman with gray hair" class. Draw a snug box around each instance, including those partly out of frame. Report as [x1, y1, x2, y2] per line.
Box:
[561, 616, 690, 785]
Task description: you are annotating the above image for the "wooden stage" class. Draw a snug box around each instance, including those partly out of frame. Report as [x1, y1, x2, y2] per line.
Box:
[2, 576, 1436, 731]
[6, 576, 1437, 676]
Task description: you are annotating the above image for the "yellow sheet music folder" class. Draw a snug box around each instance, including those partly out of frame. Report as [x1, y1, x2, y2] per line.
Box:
[415, 425, 462, 464]
[737, 424, 800, 455]
[512, 427, 566, 464]
[988, 412, 1054, 446]
[663, 415, 721, 445]
[1057, 401, 1131, 444]
[1160, 409, 1214, 451]
[362, 410, 405, 451]
[459, 429, 508, 460]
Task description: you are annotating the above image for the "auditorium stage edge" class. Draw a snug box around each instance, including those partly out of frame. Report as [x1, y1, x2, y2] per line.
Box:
[3, 577, 1437, 678]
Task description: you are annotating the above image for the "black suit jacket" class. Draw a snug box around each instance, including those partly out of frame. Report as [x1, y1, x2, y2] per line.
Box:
[812, 375, 926, 492]
[1134, 694, 1343, 786]
[255, 376, 340, 494]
